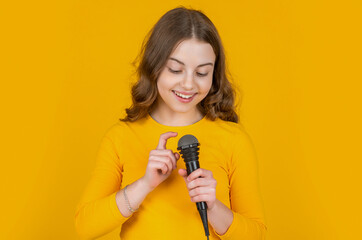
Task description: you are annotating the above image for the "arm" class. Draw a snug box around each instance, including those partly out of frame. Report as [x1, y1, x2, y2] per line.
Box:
[218, 129, 267, 239]
[178, 128, 267, 239]
[178, 168, 234, 235]
[74, 134, 128, 239]
[75, 130, 180, 239]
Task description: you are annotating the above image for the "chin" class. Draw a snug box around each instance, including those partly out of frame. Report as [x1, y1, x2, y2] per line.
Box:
[170, 107, 193, 114]
[167, 103, 195, 113]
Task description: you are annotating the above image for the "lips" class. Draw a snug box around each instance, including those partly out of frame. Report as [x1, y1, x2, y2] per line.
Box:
[172, 90, 196, 99]
[172, 90, 197, 103]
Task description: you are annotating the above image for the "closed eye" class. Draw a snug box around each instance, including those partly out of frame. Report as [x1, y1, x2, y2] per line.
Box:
[197, 72, 208, 77]
[168, 68, 181, 74]
[168, 68, 208, 77]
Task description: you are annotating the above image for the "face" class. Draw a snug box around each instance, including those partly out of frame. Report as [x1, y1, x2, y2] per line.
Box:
[155, 38, 216, 116]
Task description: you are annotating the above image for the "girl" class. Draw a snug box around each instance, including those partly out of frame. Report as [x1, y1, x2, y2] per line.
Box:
[75, 6, 267, 240]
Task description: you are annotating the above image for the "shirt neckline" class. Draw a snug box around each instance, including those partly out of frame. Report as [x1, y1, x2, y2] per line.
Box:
[146, 113, 207, 130]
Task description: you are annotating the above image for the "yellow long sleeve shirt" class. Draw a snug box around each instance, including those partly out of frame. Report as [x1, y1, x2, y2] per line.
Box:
[74, 114, 267, 239]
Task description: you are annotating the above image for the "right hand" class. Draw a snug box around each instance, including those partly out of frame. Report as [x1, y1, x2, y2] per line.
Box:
[142, 132, 180, 190]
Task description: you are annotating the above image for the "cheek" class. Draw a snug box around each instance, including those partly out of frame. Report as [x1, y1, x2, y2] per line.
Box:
[199, 78, 213, 94]
[157, 77, 171, 94]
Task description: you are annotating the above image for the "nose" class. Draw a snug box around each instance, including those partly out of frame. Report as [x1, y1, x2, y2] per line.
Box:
[180, 72, 194, 90]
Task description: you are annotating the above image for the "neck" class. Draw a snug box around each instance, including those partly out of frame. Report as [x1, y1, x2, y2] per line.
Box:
[149, 108, 204, 127]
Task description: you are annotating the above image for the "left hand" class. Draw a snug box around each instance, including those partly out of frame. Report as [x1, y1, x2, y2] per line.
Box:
[178, 168, 217, 211]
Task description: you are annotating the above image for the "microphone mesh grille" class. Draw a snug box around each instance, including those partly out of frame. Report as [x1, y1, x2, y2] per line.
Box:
[178, 134, 199, 148]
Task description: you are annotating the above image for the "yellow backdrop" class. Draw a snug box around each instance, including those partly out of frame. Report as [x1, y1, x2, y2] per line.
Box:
[1, 0, 361, 239]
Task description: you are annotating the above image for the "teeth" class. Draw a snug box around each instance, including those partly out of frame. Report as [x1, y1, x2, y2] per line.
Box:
[173, 90, 194, 99]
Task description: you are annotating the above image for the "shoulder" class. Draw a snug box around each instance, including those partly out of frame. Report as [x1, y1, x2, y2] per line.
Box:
[211, 118, 248, 138]
[102, 118, 147, 140]
[101, 120, 129, 140]
[212, 118, 255, 151]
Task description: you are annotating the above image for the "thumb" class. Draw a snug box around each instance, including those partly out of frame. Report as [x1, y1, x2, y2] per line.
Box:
[178, 168, 188, 182]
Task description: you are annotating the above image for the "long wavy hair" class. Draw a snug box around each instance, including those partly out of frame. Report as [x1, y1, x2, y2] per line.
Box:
[120, 6, 240, 123]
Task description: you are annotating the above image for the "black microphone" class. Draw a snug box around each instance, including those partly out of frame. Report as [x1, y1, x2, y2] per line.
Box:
[177, 134, 210, 240]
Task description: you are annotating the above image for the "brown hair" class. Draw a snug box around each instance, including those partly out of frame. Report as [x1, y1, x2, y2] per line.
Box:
[120, 6, 240, 123]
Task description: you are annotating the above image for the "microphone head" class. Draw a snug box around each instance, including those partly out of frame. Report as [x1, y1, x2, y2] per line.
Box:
[177, 134, 199, 150]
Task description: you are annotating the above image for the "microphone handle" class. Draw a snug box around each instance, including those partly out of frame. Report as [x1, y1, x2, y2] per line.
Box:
[185, 160, 200, 175]
[186, 160, 210, 238]
[185, 161, 207, 211]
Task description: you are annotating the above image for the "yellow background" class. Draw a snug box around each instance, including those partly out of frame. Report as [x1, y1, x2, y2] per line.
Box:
[1, 0, 361, 239]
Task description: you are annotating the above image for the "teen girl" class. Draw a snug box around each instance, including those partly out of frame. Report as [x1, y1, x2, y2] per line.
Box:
[75, 6, 267, 240]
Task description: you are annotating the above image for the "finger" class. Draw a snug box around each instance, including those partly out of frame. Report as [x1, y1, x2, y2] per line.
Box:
[149, 156, 173, 174]
[153, 156, 173, 174]
[149, 161, 169, 175]
[187, 168, 212, 181]
[187, 177, 213, 190]
[174, 152, 180, 160]
[151, 149, 177, 169]
[156, 132, 178, 150]
[189, 187, 216, 198]
[191, 194, 214, 203]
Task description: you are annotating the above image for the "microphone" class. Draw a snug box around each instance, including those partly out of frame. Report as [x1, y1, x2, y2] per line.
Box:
[177, 134, 210, 240]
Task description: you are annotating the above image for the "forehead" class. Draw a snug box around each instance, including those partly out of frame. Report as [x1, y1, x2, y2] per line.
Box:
[168, 38, 216, 66]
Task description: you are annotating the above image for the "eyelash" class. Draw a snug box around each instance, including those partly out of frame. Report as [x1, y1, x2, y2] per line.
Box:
[168, 68, 208, 77]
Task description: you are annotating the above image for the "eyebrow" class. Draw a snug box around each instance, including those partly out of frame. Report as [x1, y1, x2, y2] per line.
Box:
[168, 57, 214, 67]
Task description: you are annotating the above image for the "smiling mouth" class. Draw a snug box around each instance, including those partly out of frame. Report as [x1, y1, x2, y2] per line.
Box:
[172, 90, 196, 99]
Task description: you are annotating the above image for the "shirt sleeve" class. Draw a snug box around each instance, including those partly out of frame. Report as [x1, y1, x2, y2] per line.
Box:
[214, 127, 267, 239]
[74, 128, 130, 239]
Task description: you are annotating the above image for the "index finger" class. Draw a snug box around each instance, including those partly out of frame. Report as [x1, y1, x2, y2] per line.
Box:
[156, 132, 178, 150]
[187, 168, 212, 181]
